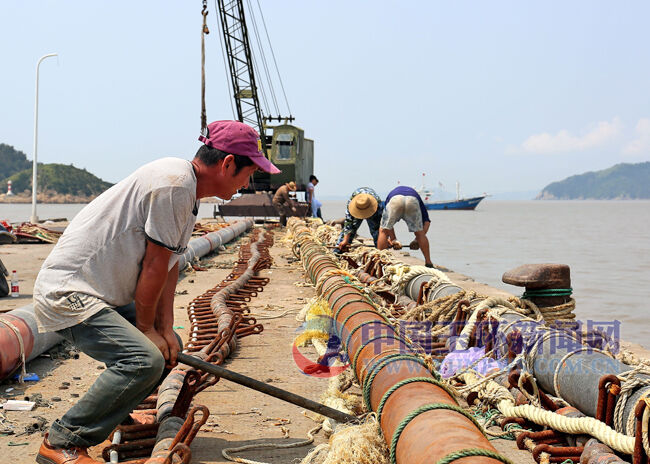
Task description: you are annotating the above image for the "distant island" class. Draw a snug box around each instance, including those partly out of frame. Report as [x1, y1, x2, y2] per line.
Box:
[0, 143, 113, 203]
[537, 162, 650, 200]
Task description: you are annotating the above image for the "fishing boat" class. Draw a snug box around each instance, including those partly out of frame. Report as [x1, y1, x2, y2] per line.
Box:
[418, 176, 487, 210]
[425, 195, 486, 210]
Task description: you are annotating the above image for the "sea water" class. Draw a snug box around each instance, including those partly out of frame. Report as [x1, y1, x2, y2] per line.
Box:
[1, 200, 649, 345]
[321, 200, 650, 345]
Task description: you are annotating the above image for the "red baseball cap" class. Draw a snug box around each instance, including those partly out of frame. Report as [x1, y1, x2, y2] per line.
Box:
[198, 120, 281, 174]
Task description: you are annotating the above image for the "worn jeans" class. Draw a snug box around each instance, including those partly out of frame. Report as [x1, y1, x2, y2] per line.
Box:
[47, 303, 179, 448]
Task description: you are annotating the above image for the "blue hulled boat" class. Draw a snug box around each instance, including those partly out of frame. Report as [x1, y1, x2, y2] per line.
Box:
[423, 195, 487, 210]
[418, 179, 487, 211]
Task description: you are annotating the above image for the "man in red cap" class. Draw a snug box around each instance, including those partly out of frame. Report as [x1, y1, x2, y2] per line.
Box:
[34, 121, 279, 464]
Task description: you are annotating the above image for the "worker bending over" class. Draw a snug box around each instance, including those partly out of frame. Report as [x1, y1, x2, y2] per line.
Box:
[377, 185, 434, 267]
[34, 120, 280, 464]
[334, 187, 383, 254]
[272, 181, 298, 226]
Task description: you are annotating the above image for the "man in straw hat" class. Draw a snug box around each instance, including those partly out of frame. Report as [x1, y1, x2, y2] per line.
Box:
[377, 185, 434, 267]
[334, 187, 384, 254]
[272, 181, 298, 226]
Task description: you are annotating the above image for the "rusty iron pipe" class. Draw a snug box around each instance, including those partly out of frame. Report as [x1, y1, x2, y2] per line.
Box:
[291, 221, 506, 464]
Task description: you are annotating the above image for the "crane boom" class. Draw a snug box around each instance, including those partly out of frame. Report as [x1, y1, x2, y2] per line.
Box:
[212, 0, 314, 206]
[216, 0, 267, 150]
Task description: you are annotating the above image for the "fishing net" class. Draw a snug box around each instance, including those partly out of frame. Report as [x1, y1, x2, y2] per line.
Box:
[300, 416, 389, 464]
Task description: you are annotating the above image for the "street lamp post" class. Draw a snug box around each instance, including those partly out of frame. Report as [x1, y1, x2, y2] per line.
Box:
[31, 53, 58, 224]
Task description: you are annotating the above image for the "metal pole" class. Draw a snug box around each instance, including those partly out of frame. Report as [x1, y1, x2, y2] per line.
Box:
[31, 53, 57, 224]
[176, 352, 357, 423]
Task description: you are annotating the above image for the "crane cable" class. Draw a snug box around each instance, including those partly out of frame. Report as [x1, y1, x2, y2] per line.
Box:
[254, 0, 292, 116]
[201, 0, 210, 134]
[213, 0, 236, 119]
[244, 0, 275, 115]
[245, 0, 279, 115]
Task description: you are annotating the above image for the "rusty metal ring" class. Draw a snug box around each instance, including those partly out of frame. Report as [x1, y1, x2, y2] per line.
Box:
[333, 298, 375, 321]
[163, 442, 192, 464]
[351, 335, 412, 376]
[340, 310, 390, 337]
[343, 320, 395, 351]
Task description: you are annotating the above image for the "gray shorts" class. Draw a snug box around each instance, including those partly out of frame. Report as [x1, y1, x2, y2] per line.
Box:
[380, 195, 423, 232]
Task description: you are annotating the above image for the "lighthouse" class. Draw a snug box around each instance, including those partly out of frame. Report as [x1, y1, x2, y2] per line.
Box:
[6, 180, 14, 196]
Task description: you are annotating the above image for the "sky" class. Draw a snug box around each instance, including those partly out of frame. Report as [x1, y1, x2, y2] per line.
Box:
[1, 1, 650, 199]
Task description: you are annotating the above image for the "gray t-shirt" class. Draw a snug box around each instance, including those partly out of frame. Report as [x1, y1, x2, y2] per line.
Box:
[34, 157, 198, 332]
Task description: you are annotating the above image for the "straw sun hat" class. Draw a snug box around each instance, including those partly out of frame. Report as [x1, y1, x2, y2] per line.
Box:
[287, 181, 297, 191]
[348, 193, 378, 219]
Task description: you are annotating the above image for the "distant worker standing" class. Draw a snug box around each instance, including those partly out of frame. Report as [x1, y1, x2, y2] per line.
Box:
[307, 175, 322, 219]
[334, 187, 384, 254]
[377, 185, 433, 267]
[33, 120, 280, 464]
[272, 181, 298, 226]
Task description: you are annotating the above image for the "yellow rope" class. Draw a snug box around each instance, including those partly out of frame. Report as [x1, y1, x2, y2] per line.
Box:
[315, 269, 358, 294]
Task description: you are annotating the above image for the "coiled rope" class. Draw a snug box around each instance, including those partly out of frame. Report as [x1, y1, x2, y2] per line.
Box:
[613, 365, 650, 436]
[222, 424, 322, 464]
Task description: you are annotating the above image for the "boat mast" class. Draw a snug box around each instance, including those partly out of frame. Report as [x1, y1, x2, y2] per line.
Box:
[456, 181, 460, 201]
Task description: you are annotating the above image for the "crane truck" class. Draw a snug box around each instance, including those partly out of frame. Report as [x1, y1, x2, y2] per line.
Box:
[214, 0, 313, 218]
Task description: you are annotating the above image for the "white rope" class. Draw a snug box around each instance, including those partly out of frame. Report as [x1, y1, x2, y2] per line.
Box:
[449, 300, 642, 453]
[249, 309, 296, 320]
[613, 365, 650, 435]
[498, 402, 635, 454]
[0, 317, 27, 382]
[222, 425, 322, 464]
[383, 264, 450, 296]
[460, 371, 637, 455]
[455, 355, 522, 394]
[455, 297, 516, 350]
[552, 347, 613, 403]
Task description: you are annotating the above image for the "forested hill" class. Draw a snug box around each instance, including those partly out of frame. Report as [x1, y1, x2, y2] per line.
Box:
[537, 162, 650, 200]
[0, 143, 31, 179]
[0, 143, 113, 199]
